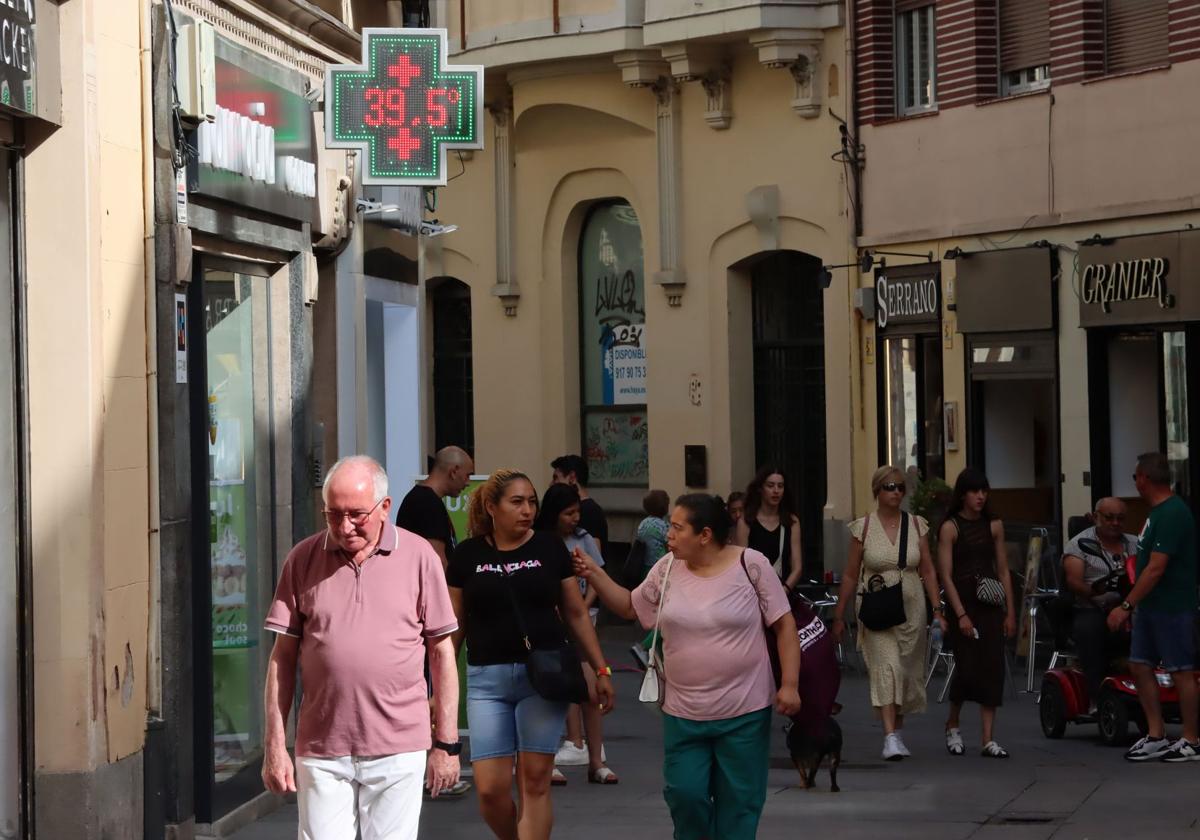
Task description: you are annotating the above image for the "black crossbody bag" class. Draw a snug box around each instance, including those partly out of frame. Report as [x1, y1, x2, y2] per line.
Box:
[493, 540, 590, 704]
[857, 513, 910, 632]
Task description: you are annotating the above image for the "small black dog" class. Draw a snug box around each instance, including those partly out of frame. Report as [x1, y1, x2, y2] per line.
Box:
[785, 600, 844, 792]
[786, 717, 843, 793]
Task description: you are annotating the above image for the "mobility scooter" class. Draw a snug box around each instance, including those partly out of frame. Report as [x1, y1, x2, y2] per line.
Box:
[1038, 537, 1198, 745]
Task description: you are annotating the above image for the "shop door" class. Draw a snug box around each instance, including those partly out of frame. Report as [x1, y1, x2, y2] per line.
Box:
[879, 333, 945, 482]
[190, 261, 278, 821]
[966, 333, 1060, 541]
[0, 148, 26, 839]
[431, 278, 474, 456]
[1090, 329, 1200, 532]
[751, 251, 826, 575]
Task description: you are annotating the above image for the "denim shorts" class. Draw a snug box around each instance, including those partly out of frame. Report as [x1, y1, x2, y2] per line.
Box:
[1130, 609, 1197, 673]
[466, 663, 569, 762]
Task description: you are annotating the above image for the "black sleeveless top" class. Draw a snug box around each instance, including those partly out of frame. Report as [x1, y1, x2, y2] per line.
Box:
[747, 516, 793, 580]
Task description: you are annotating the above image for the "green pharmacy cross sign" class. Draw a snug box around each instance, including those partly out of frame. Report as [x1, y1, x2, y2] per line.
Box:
[326, 28, 483, 186]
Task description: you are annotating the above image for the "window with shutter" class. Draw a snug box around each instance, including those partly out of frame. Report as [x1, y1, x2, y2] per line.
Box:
[895, 4, 937, 113]
[999, 0, 1050, 93]
[1105, 0, 1169, 75]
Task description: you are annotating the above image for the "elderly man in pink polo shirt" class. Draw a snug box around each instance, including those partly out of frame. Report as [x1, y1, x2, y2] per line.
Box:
[261, 455, 461, 840]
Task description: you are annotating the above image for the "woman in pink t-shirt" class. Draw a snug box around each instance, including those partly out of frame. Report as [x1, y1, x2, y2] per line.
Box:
[576, 494, 801, 840]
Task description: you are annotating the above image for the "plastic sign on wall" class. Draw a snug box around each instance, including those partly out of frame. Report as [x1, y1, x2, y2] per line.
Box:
[326, 28, 483, 186]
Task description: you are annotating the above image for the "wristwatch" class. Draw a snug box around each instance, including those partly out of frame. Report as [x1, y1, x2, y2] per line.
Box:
[1120, 600, 1134, 612]
[433, 739, 462, 756]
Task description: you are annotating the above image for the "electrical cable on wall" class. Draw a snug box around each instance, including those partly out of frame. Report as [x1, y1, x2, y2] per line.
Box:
[162, 0, 196, 174]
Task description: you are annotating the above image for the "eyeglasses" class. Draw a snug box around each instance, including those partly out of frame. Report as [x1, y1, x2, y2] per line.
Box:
[880, 482, 905, 494]
[323, 497, 384, 527]
[1098, 513, 1126, 522]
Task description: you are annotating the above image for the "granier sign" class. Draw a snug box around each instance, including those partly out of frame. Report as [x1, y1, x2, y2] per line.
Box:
[326, 28, 483, 186]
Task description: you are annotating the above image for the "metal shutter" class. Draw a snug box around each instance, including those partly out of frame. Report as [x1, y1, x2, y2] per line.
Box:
[1106, 0, 1169, 74]
[1000, 0, 1050, 74]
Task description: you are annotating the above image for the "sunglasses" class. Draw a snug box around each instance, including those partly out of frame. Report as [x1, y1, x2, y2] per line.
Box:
[880, 482, 905, 494]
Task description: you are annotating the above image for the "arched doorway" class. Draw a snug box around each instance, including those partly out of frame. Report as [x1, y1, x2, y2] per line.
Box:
[430, 278, 474, 455]
[750, 251, 827, 576]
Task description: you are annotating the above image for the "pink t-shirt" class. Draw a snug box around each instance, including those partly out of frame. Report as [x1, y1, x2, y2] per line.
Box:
[632, 548, 789, 721]
[265, 524, 458, 757]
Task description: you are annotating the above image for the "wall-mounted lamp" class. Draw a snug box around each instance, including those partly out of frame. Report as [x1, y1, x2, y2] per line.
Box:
[1081, 233, 1114, 246]
[944, 247, 965, 260]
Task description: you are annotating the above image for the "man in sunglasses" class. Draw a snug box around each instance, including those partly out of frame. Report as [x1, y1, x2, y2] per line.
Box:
[1062, 497, 1137, 707]
[261, 455, 461, 839]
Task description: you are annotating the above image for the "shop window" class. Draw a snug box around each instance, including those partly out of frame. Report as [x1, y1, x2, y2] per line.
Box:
[999, 0, 1051, 94]
[882, 335, 944, 480]
[578, 202, 648, 487]
[1163, 330, 1189, 498]
[1105, 0, 1169, 75]
[432, 278, 474, 455]
[896, 3, 937, 114]
[198, 266, 277, 817]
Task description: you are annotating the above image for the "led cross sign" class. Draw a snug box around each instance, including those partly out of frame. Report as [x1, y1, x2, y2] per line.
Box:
[326, 28, 483, 186]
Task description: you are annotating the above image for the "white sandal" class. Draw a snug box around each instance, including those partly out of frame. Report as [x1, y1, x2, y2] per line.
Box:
[945, 728, 964, 756]
[981, 741, 1010, 758]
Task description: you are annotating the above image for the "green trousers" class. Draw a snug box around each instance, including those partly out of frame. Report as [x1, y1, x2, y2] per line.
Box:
[662, 707, 772, 840]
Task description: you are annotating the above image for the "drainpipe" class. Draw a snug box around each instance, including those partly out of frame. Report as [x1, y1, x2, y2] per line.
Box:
[553, 0, 560, 33]
[460, 0, 467, 50]
[140, 0, 163, 713]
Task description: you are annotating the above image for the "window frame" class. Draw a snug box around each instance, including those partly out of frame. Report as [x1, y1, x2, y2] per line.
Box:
[895, 3, 938, 116]
[1000, 64, 1051, 96]
[576, 200, 649, 489]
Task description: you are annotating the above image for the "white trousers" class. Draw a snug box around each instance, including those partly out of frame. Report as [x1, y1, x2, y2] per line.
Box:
[296, 751, 426, 840]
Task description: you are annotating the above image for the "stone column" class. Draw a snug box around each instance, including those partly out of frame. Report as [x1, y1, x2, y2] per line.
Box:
[488, 96, 519, 316]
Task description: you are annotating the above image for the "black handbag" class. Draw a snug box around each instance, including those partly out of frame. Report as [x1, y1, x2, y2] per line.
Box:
[493, 541, 590, 704]
[857, 513, 910, 632]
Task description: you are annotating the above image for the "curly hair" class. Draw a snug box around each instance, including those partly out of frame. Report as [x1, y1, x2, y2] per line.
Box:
[467, 469, 535, 537]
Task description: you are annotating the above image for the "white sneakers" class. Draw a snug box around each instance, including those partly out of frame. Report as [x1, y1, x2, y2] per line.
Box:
[555, 740, 607, 766]
[882, 731, 911, 761]
[882, 732, 906, 761]
[555, 741, 589, 766]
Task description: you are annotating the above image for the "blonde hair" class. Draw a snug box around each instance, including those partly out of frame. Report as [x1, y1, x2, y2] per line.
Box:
[870, 465, 906, 498]
[468, 469, 535, 537]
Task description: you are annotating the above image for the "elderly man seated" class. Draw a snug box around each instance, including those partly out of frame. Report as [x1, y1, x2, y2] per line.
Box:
[1062, 497, 1138, 707]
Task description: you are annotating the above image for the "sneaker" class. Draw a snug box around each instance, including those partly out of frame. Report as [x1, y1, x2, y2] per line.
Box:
[945, 727, 964, 756]
[893, 731, 912, 757]
[1161, 738, 1200, 763]
[555, 741, 590, 766]
[882, 733, 904, 761]
[1125, 735, 1172, 762]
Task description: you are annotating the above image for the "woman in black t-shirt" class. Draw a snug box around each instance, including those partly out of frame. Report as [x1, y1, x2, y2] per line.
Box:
[447, 469, 613, 840]
[734, 464, 804, 589]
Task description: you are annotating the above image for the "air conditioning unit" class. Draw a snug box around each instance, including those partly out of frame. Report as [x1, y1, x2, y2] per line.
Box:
[176, 21, 216, 122]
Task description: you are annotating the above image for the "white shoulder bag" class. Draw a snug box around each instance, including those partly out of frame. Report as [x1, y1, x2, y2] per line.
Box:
[639, 552, 675, 705]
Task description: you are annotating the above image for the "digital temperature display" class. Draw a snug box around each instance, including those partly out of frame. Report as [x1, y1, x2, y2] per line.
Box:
[326, 28, 483, 186]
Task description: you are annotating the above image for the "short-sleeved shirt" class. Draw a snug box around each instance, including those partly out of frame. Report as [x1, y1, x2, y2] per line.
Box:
[264, 525, 457, 758]
[631, 548, 789, 721]
[1136, 495, 1200, 614]
[579, 497, 608, 546]
[1063, 526, 1137, 610]
[636, 516, 670, 566]
[563, 529, 604, 615]
[447, 531, 574, 665]
[395, 484, 455, 550]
